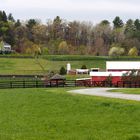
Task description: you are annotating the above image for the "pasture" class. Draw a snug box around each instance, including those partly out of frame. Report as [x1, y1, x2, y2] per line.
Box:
[0, 56, 106, 75]
[1, 55, 140, 75]
[0, 88, 140, 140]
[1, 56, 140, 139]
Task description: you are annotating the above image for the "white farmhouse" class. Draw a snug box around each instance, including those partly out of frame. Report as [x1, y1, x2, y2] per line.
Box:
[0, 41, 11, 53]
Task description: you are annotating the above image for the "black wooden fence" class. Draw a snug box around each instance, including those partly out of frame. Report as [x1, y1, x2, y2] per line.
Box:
[0, 80, 77, 89]
[116, 81, 140, 88]
[0, 80, 140, 89]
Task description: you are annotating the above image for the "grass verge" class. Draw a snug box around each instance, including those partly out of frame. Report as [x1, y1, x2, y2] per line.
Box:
[109, 88, 140, 95]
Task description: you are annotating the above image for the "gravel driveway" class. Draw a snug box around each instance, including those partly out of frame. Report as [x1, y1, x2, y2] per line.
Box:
[69, 88, 140, 101]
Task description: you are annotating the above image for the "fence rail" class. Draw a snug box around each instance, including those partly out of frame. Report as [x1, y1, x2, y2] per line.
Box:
[117, 81, 140, 88]
[0, 80, 77, 89]
[0, 80, 140, 89]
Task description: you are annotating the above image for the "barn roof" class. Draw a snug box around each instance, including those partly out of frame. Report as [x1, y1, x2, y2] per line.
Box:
[106, 61, 140, 70]
[50, 74, 65, 80]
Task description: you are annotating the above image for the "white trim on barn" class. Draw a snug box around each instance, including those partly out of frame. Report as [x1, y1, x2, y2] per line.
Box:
[90, 71, 127, 77]
[76, 78, 91, 81]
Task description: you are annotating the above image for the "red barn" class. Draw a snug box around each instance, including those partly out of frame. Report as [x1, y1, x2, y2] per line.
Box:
[90, 71, 127, 85]
[90, 61, 140, 86]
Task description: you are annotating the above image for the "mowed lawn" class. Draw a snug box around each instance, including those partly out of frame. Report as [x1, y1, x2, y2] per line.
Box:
[0, 88, 140, 140]
[110, 88, 140, 95]
[0, 58, 106, 75]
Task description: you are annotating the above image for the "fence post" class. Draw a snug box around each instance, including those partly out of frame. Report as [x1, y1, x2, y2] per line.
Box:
[10, 81, 12, 88]
[23, 80, 25, 88]
[50, 81, 52, 87]
[123, 81, 124, 88]
[56, 80, 58, 87]
[75, 80, 77, 87]
[129, 81, 131, 88]
[36, 80, 38, 88]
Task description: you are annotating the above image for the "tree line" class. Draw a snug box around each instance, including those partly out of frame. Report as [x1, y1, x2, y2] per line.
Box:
[0, 10, 140, 56]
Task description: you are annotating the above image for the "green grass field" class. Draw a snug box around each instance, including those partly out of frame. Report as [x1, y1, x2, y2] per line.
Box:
[0, 88, 140, 140]
[1, 55, 140, 75]
[109, 88, 140, 95]
[0, 57, 106, 75]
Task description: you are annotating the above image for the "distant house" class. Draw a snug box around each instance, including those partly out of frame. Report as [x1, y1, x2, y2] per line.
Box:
[0, 41, 12, 54]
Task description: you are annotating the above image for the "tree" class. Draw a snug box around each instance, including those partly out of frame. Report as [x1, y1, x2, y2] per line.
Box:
[100, 20, 110, 26]
[109, 44, 125, 56]
[8, 13, 15, 22]
[113, 16, 124, 28]
[133, 19, 140, 40]
[124, 19, 135, 38]
[134, 19, 140, 31]
[52, 16, 63, 39]
[26, 19, 38, 29]
[32, 44, 42, 57]
[15, 19, 21, 27]
[58, 41, 69, 54]
[2, 11, 7, 22]
[59, 66, 66, 75]
[128, 47, 138, 56]
[32, 24, 47, 44]
[81, 65, 87, 69]
[0, 41, 4, 51]
[94, 22, 112, 55]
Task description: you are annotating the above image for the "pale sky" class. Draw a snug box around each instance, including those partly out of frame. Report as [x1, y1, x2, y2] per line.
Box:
[0, 0, 140, 24]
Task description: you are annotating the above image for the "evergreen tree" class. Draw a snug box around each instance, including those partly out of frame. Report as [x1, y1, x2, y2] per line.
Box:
[113, 16, 124, 28]
[124, 19, 135, 38]
[134, 19, 140, 30]
[15, 19, 21, 27]
[0, 11, 3, 21]
[8, 13, 15, 22]
[59, 66, 66, 75]
[26, 19, 37, 28]
[2, 11, 7, 22]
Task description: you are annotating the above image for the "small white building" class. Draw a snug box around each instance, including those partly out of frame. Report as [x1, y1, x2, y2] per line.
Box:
[76, 69, 89, 74]
[3, 43, 11, 51]
[0, 42, 11, 53]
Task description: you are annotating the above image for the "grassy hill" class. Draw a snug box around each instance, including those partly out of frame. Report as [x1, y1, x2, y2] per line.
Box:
[0, 88, 140, 140]
[0, 57, 106, 75]
[0, 55, 140, 75]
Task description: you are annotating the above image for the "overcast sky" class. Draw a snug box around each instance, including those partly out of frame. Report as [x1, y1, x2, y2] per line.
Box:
[0, 0, 140, 24]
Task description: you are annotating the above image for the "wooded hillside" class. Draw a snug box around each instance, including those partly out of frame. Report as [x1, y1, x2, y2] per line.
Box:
[0, 10, 140, 56]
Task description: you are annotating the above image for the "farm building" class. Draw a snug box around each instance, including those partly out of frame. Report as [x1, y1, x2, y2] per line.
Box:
[0, 41, 12, 54]
[90, 61, 140, 85]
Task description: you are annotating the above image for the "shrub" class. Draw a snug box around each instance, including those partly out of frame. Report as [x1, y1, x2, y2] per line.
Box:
[81, 65, 87, 69]
[58, 41, 69, 54]
[59, 66, 66, 75]
[128, 47, 138, 56]
[109, 43, 125, 56]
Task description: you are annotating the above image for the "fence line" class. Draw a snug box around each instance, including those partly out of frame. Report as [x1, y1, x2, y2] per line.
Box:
[0, 80, 77, 89]
[0, 80, 140, 89]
